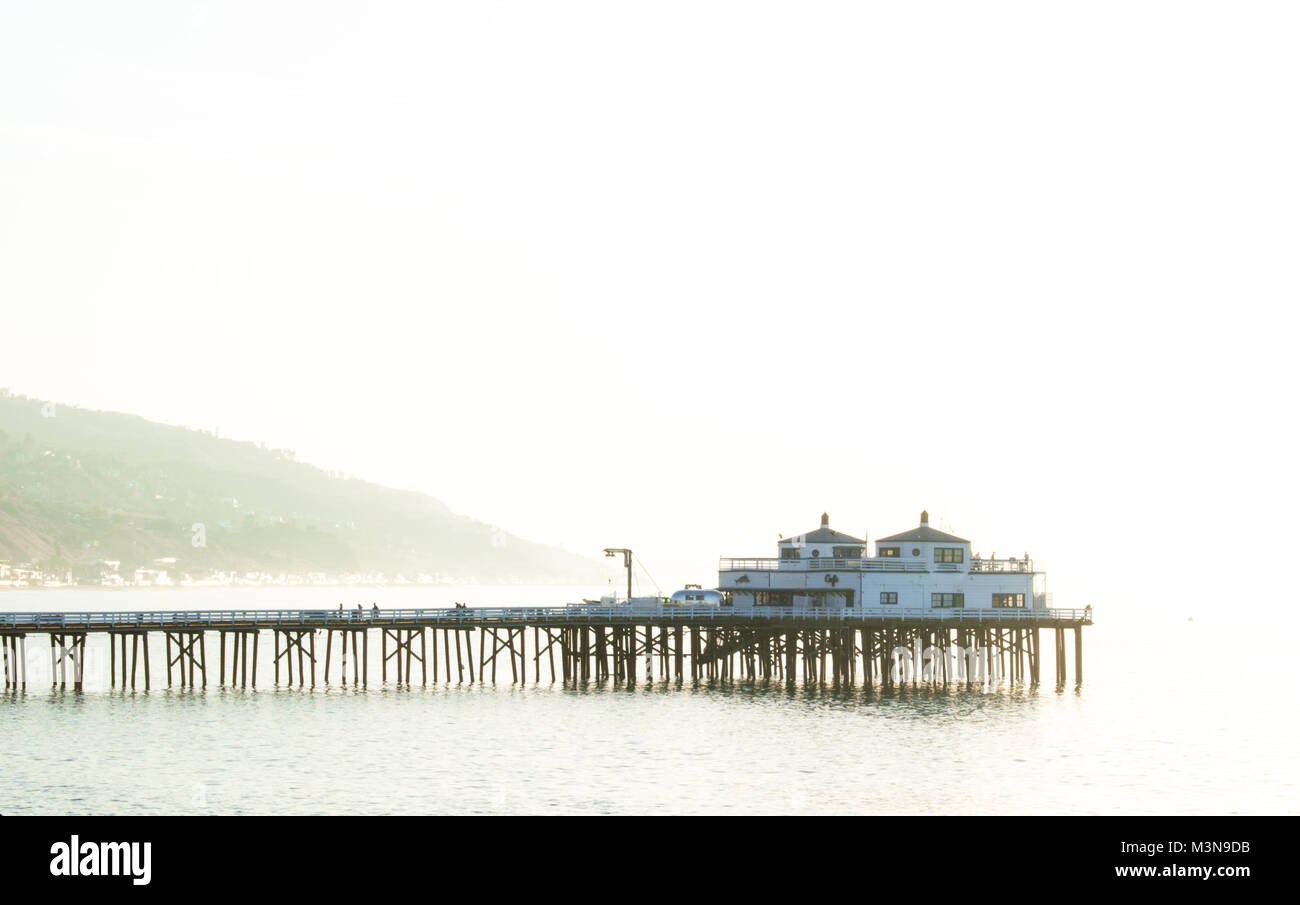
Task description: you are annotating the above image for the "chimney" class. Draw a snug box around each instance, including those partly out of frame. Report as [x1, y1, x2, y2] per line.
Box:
[820, 512, 829, 527]
[920, 509, 929, 526]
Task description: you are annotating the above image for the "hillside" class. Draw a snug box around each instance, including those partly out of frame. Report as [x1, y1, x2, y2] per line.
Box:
[0, 392, 603, 584]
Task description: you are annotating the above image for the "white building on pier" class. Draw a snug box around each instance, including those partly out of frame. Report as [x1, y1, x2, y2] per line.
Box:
[719, 511, 1042, 611]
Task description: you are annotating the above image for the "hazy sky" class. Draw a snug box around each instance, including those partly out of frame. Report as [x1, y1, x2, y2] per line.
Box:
[2, 2, 1296, 610]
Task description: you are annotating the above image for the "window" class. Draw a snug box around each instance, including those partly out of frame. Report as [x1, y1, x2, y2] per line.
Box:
[992, 593, 1025, 608]
[934, 547, 964, 564]
[832, 546, 861, 559]
[880, 591, 898, 605]
[780, 547, 801, 560]
[878, 546, 900, 558]
[931, 592, 965, 608]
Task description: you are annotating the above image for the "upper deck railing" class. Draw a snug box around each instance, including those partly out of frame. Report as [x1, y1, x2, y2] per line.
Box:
[0, 604, 1092, 630]
[719, 556, 1034, 573]
[970, 557, 1034, 573]
[720, 558, 927, 572]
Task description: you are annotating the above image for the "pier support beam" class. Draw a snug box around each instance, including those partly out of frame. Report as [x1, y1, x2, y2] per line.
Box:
[2, 633, 25, 690]
[533, 628, 561, 682]
[324, 628, 366, 685]
[108, 631, 151, 691]
[217, 630, 259, 688]
[272, 629, 316, 687]
[1030, 628, 1041, 686]
[4, 613, 1090, 693]
[164, 631, 207, 688]
[49, 633, 87, 691]
[1074, 626, 1083, 687]
[381, 627, 427, 685]
[1055, 627, 1066, 687]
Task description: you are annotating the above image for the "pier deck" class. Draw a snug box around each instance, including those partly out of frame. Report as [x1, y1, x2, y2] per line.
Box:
[1, 605, 1091, 692]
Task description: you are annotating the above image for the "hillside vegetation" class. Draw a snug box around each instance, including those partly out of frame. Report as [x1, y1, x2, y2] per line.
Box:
[0, 392, 600, 584]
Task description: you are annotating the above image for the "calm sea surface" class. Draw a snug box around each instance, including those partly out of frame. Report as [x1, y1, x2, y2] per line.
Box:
[2, 587, 1296, 815]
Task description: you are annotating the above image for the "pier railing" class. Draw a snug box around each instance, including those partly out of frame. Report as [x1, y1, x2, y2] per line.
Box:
[0, 605, 1092, 630]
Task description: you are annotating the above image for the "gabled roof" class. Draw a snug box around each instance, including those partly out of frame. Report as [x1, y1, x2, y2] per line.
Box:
[876, 524, 969, 544]
[784, 526, 865, 546]
[781, 512, 864, 547]
[877, 510, 969, 544]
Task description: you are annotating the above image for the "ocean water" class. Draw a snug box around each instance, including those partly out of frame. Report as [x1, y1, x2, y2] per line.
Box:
[1, 587, 1296, 815]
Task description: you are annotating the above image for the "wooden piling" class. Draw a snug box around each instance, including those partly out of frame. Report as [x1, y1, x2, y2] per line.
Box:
[1074, 626, 1083, 686]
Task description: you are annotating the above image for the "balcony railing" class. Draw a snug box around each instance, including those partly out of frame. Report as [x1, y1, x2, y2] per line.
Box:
[718, 556, 1036, 574]
[720, 557, 931, 573]
[970, 557, 1034, 573]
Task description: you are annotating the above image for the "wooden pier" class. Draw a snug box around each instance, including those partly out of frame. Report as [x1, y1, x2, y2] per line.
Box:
[1, 606, 1092, 692]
